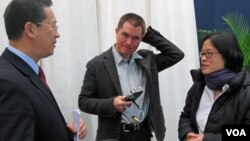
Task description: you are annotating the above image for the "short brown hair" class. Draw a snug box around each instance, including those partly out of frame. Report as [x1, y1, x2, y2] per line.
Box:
[117, 13, 146, 36]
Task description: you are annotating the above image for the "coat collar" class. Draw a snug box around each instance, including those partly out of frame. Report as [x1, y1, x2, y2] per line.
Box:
[190, 68, 249, 92]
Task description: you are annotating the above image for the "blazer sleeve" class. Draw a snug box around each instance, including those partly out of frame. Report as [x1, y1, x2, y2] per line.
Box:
[78, 59, 119, 118]
[142, 26, 184, 72]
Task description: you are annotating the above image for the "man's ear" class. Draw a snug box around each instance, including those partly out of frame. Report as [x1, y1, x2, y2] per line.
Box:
[24, 22, 36, 38]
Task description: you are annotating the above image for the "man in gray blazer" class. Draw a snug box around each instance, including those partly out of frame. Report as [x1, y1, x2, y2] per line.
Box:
[0, 0, 87, 140]
[78, 13, 184, 141]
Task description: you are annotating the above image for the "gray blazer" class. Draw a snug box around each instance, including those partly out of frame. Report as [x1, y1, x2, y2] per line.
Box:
[0, 49, 73, 141]
[79, 28, 184, 141]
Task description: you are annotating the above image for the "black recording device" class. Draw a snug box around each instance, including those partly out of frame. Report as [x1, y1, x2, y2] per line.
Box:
[125, 87, 143, 101]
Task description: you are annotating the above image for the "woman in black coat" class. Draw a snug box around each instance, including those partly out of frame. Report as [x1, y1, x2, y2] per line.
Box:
[178, 31, 250, 141]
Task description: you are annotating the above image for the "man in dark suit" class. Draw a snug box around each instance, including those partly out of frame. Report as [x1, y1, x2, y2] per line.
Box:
[0, 0, 87, 140]
[78, 13, 184, 141]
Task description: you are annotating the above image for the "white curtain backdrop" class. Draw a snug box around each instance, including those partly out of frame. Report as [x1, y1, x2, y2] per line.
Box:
[0, 0, 200, 140]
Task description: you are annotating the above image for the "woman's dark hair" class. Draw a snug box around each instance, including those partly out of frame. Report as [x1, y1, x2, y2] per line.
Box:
[4, 0, 53, 40]
[202, 31, 244, 72]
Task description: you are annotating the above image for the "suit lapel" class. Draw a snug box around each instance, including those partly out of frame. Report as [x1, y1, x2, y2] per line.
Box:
[136, 58, 150, 74]
[135, 52, 152, 79]
[135, 52, 154, 103]
[103, 48, 122, 95]
[1, 49, 62, 114]
[30, 75, 62, 112]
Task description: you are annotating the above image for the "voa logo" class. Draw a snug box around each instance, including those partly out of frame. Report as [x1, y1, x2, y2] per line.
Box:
[226, 129, 246, 136]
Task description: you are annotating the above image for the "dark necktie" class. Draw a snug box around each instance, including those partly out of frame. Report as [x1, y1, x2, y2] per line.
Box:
[38, 67, 59, 109]
[38, 66, 48, 86]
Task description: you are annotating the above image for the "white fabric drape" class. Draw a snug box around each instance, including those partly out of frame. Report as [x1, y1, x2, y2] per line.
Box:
[0, 0, 199, 140]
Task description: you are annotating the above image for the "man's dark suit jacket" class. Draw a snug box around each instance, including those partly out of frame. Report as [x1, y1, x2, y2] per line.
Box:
[0, 49, 73, 141]
[79, 28, 184, 141]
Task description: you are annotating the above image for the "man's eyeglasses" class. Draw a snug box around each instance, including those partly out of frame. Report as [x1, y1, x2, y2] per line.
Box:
[36, 23, 58, 31]
[199, 51, 220, 58]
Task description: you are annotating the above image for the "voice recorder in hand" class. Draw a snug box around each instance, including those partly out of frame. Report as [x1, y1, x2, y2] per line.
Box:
[125, 87, 143, 101]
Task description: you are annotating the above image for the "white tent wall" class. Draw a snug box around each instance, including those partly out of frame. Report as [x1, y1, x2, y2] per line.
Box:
[0, 0, 199, 140]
